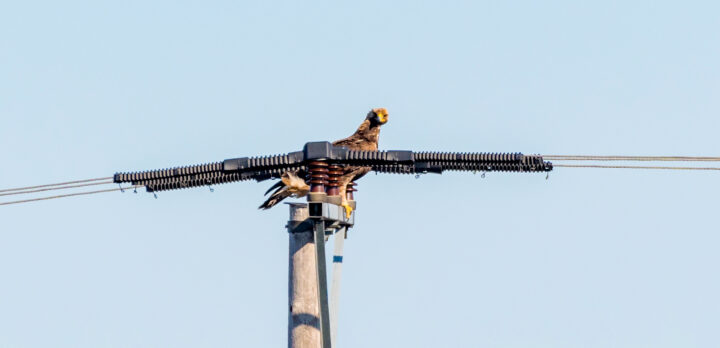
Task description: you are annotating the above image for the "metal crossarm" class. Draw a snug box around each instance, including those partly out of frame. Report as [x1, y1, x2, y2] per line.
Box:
[113, 142, 553, 192]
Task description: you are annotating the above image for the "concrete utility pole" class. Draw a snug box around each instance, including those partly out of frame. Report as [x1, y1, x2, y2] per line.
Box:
[287, 194, 355, 348]
[288, 204, 321, 348]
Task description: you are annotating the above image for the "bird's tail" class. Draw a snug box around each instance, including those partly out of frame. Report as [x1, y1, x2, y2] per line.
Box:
[259, 183, 292, 209]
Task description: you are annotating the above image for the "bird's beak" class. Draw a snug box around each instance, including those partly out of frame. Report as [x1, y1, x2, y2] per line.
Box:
[378, 113, 388, 124]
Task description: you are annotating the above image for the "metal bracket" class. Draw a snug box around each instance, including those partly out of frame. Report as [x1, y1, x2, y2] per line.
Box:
[308, 202, 355, 227]
[314, 219, 332, 348]
[330, 227, 346, 347]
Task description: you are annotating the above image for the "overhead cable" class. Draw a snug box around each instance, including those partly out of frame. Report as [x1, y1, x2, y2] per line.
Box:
[0, 177, 113, 193]
[0, 186, 140, 206]
[0, 180, 114, 197]
[544, 155, 720, 162]
[553, 164, 720, 171]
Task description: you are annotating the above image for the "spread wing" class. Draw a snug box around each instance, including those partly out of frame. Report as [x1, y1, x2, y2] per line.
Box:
[258, 169, 308, 210]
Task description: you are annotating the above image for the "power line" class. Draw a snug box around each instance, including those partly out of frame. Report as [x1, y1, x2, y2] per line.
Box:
[553, 164, 720, 171]
[0, 180, 114, 197]
[0, 177, 113, 193]
[1, 152, 717, 207]
[0, 185, 140, 206]
[544, 155, 720, 162]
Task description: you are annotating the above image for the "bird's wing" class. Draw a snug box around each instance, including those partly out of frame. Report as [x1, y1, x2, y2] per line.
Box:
[332, 134, 365, 149]
[342, 166, 371, 181]
[332, 118, 380, 151]
[259, 186, 291, 210]
[258, 169, 309, 209]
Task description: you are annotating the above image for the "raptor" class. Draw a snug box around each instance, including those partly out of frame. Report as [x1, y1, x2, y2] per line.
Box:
[259, 108, 389, 217]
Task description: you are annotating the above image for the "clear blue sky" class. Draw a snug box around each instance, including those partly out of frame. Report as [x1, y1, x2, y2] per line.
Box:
[1, 1, 719, 347]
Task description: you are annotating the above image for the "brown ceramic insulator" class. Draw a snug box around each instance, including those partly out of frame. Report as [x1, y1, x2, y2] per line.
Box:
[308, 161, 329, 193]
[346, 181, 356, 200]
[326, 164, 342, 196]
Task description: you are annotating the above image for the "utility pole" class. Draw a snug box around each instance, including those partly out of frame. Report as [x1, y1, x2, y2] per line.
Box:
[287, 202, 353, 348]
[112, 142, 552, 348]
[286, 156, 357, 348]
[287, 203, 320, 348]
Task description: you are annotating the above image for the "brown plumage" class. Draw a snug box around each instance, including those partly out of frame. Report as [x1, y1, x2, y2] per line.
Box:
[257, 170, 310, 210]
[332, 108, 386, 151]
[259, 108, 388, 212]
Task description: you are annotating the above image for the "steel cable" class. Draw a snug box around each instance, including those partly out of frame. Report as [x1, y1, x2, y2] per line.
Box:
[544, 155, 720, 162]
[0, 180, 114, 197]
[0, 177, 113, 193]
[553, 164, 720, 171]
[0, 185, 141, 206]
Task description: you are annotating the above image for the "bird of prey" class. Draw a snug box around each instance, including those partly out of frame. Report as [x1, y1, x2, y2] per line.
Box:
[259, 108, 389, 217]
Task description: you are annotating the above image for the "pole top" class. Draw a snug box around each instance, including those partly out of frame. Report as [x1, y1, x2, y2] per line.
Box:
[287, 202, 309, 222]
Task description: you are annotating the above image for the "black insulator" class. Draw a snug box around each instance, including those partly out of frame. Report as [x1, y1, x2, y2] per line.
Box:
[114, 161, 224, 184]
[114, 143, 553, 193]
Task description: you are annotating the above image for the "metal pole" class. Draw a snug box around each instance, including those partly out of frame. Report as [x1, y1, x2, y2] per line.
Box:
[330, 227, 346, 346]
[288, 204, 321, 348]
[313, 219, 332, 348]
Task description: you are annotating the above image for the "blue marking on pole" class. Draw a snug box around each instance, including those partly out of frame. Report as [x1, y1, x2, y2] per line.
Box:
[333, 255, 343, 263]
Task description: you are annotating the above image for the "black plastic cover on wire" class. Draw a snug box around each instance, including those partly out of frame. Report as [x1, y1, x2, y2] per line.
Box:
[113, 161, 224, 184]
[116, 166, 307, 192]
[114, 142, 552, 192]
[372, 155, 551, 175]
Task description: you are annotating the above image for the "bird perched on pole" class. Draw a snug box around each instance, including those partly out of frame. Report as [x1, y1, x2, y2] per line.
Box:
[259, 108, 389, 216]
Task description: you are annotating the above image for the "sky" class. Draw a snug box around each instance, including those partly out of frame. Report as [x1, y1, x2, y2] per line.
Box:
[1, 1, 719, 347]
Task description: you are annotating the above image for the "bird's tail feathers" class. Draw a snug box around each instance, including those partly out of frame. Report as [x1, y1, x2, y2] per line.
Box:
[259, 185, 292, 210]
[264, 180, 285, 196]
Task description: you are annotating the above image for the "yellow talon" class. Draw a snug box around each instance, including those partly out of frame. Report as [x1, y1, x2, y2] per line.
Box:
[341, 203, 353, 219]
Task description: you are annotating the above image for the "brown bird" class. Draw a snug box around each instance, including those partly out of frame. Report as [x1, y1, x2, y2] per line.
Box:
[259, 108, 389, 216]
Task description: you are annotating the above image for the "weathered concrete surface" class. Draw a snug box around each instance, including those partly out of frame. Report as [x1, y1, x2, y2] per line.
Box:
[288, 205, 320, 348]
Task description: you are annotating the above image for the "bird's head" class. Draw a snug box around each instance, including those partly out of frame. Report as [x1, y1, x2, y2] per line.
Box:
[367, 108, 389, 126]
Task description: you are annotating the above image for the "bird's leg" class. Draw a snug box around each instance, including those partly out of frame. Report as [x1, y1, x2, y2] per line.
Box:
[338, 180, 353, 219]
